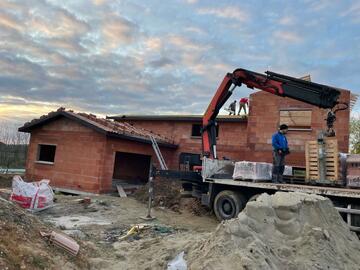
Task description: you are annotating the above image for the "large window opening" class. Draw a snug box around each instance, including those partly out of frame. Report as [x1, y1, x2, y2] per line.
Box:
[37, 144, 56, 163]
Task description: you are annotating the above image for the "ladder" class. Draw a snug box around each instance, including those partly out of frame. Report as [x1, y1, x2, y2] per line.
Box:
[149, 135, 168, 170]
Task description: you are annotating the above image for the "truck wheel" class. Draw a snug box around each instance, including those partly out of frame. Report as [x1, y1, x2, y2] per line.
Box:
[214, 190, 246, 221]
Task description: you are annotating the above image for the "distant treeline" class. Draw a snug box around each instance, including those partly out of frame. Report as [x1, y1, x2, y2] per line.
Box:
[0, 144, 28, 170]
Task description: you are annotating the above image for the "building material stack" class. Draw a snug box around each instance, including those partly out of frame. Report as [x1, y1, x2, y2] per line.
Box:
[305, 139, 341, 185]
[346, 155, 360, 188]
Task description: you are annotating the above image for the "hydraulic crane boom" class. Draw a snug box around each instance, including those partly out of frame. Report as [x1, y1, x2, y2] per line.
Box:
[202, 68, 348, 159]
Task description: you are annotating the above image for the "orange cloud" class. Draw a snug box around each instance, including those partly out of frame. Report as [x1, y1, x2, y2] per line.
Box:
[273, 31, 303, 43]
[169, 35, 210, 52]
[99, 16, 138, 52]
[198, 7, 249, 22]
[0, 12, 24, 32]
[28, 9, 89, 38]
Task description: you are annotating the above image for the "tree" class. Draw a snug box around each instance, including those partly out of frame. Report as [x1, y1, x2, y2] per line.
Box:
[350, 116, 360, 154]
[0, 123, 29, 172]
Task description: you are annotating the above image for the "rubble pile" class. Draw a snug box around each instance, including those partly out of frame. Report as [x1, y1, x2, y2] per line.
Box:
[187, 192, 360, 270]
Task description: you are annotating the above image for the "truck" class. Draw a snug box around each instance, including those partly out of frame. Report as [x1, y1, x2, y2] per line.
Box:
[156, 68, 360, 232]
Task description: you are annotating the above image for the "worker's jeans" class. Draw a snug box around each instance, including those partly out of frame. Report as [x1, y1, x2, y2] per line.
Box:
[272, 151, 285, 183]
[238, 103, 247, 115]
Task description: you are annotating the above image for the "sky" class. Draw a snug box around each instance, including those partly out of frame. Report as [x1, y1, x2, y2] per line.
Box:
[0, 0, 359, 125]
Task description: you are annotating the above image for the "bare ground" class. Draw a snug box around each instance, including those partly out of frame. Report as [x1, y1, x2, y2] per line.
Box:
[2, 178, 360, 269]
[9, 193, 217, 269]
[1, 191, 217, 269]
[0, 175, 218, 269]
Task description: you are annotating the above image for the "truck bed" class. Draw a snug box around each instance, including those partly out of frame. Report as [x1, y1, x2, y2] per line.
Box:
[205, 178, 360, 199]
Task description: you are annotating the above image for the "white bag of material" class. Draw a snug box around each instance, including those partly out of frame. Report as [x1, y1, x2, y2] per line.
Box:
[167, 251, 187, 270]
[233, 161, 272, 180]
[10, 175, 54, 212]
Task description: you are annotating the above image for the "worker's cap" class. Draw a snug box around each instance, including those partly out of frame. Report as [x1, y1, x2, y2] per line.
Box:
[279, 124, 289, 130]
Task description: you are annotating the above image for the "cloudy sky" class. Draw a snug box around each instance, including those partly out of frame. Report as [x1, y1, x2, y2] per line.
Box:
[0, 0, 359, 124]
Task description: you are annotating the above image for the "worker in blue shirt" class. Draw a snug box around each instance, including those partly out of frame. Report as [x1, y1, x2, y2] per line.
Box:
[272, 124, 290, 183]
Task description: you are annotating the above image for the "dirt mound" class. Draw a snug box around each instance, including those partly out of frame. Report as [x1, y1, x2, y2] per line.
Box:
[134, 178, 211, 215]
[0, 198, 90, 270]
[134, 178, 182, 212]
[187, 192, 360, 270]
[0, 174, 13, 188]
[179, 197, 211, 216]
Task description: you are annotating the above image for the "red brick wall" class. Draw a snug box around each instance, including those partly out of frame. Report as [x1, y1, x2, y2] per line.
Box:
[245, 90, 350, 166]
[25, 117, 175, 193]
[24, 88, 350, 194]
[25, 118, 106, 193]
[118, 90, 350, 168]
[118, 120, 248, 168]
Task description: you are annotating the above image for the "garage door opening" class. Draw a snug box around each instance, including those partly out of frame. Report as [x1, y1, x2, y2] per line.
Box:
[112, 152, 151, 189]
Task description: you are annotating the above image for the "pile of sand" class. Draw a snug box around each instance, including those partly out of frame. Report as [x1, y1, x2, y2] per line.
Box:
[187, 192, 360, 270]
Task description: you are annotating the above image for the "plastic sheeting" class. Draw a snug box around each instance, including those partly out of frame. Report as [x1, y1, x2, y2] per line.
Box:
[167, 251, 187, 270]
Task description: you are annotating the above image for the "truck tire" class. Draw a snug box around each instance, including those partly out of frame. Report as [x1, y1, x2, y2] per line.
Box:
[214, 190, 246, 221]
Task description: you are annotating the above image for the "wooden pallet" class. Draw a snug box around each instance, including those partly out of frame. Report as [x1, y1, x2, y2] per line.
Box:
[305, 139, 339, 183]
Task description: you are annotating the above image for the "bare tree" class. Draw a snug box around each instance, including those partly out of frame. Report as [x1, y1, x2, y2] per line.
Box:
[0, 122, 29, 173]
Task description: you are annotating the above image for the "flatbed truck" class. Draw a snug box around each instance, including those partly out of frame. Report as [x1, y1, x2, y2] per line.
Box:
[156, 68, 359, 231]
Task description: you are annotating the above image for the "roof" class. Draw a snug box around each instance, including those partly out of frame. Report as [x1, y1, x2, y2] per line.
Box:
[107, 114, 248, 122]
[18, 108, 177, 148]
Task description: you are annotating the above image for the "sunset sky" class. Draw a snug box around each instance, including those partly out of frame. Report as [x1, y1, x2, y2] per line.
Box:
[0, 0, 359, 125]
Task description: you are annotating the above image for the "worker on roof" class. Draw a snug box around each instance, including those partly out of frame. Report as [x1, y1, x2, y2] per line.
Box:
[238, 97, 249, 115]
[272, 124, 290, 183]
[227, 100, 237, 115]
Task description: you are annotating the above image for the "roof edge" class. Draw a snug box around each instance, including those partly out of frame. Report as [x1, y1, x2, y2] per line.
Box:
[18, 110, 177, 148]
[18, 111, 107, 135]
[106, 115, 248, 122]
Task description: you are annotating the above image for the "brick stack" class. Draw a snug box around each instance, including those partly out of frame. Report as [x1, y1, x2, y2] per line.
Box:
[347, 154, 360, 188]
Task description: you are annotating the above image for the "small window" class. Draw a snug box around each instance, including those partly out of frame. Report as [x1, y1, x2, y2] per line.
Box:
[191, 124, 202, 137]
[191, 124, 219, 137]
[37, 144, 56, 163]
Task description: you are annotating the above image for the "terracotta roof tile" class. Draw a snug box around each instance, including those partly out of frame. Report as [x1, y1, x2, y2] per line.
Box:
[19, 108, 176, 147]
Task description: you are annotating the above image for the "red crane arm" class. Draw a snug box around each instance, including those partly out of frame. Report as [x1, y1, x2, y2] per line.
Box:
[202, 68, 343, 159]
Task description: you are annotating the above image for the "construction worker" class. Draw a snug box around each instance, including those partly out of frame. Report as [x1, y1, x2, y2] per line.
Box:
[238, 97, 249, 115]
[228, 100, 237, 115]
[271, 124, 290, 183]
